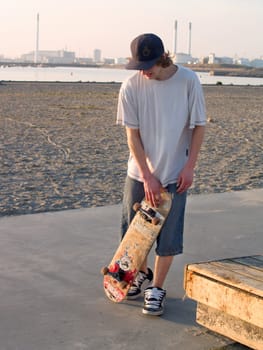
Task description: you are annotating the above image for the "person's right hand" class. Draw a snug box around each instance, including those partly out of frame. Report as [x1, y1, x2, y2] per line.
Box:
[143, 175, 163, 207]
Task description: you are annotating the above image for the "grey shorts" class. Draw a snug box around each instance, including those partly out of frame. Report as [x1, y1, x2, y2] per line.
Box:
[121, 176, 187, 256]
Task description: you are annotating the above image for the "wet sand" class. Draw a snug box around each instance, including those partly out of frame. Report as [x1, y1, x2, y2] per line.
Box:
[0, 82, 262, 216]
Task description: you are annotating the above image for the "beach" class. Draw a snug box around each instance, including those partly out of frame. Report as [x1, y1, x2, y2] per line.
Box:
[1, 82, 262, 216]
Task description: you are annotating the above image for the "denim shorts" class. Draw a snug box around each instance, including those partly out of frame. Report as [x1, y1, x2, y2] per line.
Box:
[121, 176, 187, 256]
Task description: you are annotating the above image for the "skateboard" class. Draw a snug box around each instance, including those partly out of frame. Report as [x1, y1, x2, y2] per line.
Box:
[101, 191, 172, 302]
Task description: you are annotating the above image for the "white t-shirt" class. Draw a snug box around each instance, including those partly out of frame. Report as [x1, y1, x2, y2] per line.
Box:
[117, 65, 206, 187]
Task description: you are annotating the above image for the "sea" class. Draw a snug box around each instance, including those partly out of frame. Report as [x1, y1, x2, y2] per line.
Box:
[1, 65, 263, 86]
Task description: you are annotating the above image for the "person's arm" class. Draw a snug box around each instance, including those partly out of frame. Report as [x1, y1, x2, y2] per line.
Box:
[177, 125, 205, 194]
[126, 127, 162, 207]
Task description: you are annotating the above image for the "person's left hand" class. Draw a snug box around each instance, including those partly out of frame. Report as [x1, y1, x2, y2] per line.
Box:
[177, 166, 194, 194]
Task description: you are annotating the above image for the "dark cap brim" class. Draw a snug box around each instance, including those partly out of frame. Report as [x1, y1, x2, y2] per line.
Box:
[125, 57, 159, 70]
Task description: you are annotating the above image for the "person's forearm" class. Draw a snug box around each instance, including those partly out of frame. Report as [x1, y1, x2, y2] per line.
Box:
[177, 125, 205, 193]
[126, 127, 152, 181]
[126, 127, 162, 206]
[186, 125, 205, 170]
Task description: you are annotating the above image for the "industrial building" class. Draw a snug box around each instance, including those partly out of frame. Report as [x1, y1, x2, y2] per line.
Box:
[21, 50, 75, 64]
[173, 20, 195, 64]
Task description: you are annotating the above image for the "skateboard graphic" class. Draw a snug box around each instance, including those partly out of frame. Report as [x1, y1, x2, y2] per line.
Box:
[101, 191, 172, 302]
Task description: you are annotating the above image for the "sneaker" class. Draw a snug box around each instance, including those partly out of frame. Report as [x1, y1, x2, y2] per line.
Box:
[142, 286, 166, 316]
[126, 268, 153, 300]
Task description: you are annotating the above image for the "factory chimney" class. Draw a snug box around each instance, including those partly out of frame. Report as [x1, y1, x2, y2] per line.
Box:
[188, 22, 192, 56]
[173, 20, 178, 55]
[34, 13, 39, 64]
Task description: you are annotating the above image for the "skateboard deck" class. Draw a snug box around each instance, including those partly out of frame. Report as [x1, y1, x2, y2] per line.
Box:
[101, 191, 172, 302]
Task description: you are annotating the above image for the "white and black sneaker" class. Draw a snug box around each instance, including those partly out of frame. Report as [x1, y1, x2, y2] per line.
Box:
[126, 268, 153, 300]
[142, 286, 166, 316]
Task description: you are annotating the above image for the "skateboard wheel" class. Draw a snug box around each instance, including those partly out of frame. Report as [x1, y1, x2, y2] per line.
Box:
[119, 281, 128, 288]
[152, 217, 160, 225]
[133, 203, 141, 212]
[101, 266, 109, 275]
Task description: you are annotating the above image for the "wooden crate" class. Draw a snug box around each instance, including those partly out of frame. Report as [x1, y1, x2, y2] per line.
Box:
[184, 255, 263, 350]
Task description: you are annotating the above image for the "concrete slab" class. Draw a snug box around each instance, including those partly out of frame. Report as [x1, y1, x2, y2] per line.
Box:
[0, 189, 262, 350]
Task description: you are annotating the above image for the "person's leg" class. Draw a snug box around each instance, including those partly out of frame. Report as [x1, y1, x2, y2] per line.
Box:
[120, 176, 145, 239]
[153, 255, 174, 288]
[142, 255, 174, 316]
[155, 185, 187, 258]
[143, 185, 187, 315]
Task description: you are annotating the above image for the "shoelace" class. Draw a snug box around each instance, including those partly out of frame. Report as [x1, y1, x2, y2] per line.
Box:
[130, 272, 147, 290]
[144, 288, 165, 307]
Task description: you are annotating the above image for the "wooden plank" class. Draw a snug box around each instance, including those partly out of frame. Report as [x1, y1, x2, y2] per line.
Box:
[185, 270, 263, 327]
[255, 256, 263, 263]
[186, 261, 263, 297]
[233, 256, 263, 271]
[197, 303, 263, 350]
[210, 260, 263, 283]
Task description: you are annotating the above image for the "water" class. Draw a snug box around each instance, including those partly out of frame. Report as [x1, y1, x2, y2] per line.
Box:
[1, 65, 263, 85]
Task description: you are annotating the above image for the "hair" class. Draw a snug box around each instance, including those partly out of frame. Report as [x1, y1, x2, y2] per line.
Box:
[156, 51, 173, 68]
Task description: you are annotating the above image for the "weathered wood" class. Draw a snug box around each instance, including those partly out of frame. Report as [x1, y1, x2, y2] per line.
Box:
[185, 255, 263, 297]
[233, 256, 263, 270]
[184, 255, 263, 349]
[210, 260, 263, 282]
[197, 303, 263, 350]
[185, 270, 263, 327]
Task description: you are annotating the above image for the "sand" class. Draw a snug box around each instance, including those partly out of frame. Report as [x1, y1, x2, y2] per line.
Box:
[0, 82, 262, 216]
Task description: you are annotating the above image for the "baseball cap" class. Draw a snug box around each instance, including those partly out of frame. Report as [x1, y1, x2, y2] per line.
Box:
[126, 33, 165, 70]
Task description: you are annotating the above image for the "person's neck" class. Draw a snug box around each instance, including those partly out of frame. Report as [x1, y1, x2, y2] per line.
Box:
[158, 64, 178, 81]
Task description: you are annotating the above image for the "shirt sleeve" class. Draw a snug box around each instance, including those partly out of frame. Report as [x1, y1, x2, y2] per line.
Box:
[116, 81, 139, 129]
[188, 73, 207, 129]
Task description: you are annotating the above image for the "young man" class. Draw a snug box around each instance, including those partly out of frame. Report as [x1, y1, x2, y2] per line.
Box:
[117, 33, 206, 316]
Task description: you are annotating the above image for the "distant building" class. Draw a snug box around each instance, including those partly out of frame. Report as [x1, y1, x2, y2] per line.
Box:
[208, 53, 233, 65]
[76, 57, 94, 65]
[174, 53, 193, 64]
[115, 57, 128, 65]
[0, 53, 22, 62]
[233, 57, 251, 66]
[21, 50, 75, 64]
[208, 53, 219, 64]
[250, 58, 263, 68]
[93, 49, 102, 63]
[199, 56, 209, 64]
[103, 58, 115, 65]
[221, 57, 234, 64]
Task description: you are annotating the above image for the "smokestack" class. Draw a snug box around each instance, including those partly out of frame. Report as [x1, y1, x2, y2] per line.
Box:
[188, 22, 192, 56]
[173, 20, 178, 55]
[34, 13, 39, 64]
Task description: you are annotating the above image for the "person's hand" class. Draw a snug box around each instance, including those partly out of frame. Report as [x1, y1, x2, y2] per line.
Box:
[143, 175, 163, 207]
[177, 166, 194, 194]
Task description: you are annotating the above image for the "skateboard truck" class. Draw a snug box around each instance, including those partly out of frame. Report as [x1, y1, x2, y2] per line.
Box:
[101, 266, 125, 281]
[101, 266, 128, 288]
[133, 202, 160, 225]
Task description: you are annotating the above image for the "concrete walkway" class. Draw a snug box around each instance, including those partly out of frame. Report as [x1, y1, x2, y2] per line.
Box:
[0, 189, 262, 350]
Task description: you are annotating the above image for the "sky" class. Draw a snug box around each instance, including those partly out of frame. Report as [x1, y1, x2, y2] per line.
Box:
[1, 0, 262, 60]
